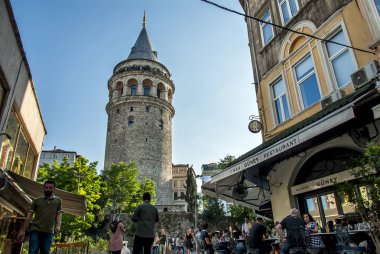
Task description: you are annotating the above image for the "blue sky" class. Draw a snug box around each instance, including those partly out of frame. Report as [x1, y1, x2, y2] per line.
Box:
[11, 0, 262, 175]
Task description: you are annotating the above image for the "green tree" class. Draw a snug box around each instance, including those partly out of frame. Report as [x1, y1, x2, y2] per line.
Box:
[200, 195, 226, 229]
[228, 204, 256, 225]
[217, 155, 236, 170]
[337, 142, 380, 250]
[101, 162, 140, 214]
[37, 156, 102, 240]
[184, 166, 197, 213]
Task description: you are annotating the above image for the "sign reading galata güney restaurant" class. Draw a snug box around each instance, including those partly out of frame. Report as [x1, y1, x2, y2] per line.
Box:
[291, 168, 376, 195]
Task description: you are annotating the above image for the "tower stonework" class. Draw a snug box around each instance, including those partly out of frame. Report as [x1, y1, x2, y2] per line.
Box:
[104, 19, 175, 208]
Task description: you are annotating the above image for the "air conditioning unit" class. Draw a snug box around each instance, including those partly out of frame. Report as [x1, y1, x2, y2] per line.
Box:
[320, 91, 342, 109]
[351, 60, 380, 89]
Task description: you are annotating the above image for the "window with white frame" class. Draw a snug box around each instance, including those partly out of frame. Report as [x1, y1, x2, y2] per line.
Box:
[260, 11, 274, 46]
[294, 55, 321, 108]
[278, 0, 299, 24]
[326, 29, 356, 88]
[272, 78, 291, 124]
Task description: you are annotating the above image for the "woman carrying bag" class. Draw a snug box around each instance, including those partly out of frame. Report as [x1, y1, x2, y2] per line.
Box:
[110, 217, 126, 254]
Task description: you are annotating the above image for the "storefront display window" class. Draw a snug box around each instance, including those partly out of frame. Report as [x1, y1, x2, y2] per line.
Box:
[306, 196, 322, 226]
[321, 193, 338, 222]
[24, 149, 35, 178]
[340, 194, 355, 214]
[11, 130, 28, 175]
[0, 110, 36, 178]
[2, 112, 19, 170]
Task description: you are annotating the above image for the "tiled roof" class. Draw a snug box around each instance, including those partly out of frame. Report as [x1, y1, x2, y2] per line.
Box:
[127, 27, 157, 61]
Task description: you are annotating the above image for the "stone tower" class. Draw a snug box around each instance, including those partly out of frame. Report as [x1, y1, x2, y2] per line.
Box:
[104, 15, 175, 208]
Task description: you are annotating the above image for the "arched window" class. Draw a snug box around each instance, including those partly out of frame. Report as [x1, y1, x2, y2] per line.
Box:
[143, 86, 150, 96]
[143, 79, 153, 96]
[131, 85, 137, 95]
[157, 83, 165, 99]
[159, 120, 163, 130]
[168, 89, 173, 103]
[128, 116, 134, 126]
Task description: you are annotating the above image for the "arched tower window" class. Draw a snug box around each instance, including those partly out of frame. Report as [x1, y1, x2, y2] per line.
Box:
[157, 83, 165, 99]
[168, 89, 173, 103]
[128, 116, 135, 126]
[116, 81, 123, 97]
[143, 79, 153, 96]
[128, 79, 138, 96]
[131, 85, 137, 95]
[159, 120, 163, 130]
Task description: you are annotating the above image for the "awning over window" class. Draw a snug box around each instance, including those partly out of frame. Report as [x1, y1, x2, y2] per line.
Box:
[5, 170, 86, 217]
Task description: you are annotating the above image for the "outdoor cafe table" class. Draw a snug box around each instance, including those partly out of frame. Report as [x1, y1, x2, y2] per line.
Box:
[310, 230, 373, 252]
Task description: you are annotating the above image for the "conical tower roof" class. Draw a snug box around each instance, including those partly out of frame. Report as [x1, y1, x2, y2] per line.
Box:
[127, 13, 158, 61]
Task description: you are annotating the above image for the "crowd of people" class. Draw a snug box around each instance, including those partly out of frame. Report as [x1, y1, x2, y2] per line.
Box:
[108, 203, 373, 254]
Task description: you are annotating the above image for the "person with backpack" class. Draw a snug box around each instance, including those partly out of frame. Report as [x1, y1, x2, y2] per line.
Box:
[200, 223, 214, 254]
[110, 217, 126, 254]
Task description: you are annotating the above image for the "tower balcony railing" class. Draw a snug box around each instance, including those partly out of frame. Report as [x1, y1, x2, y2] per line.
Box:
[106, 95, 175, 114]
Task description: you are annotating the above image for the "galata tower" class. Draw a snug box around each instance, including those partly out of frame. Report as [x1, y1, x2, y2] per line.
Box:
[104, 15, 174, 208]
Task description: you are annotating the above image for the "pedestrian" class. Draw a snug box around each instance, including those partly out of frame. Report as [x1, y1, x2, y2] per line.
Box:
[159, 229, 168, 254]
[200, 223, 214, 254]
[248, 217, 270, 254]
[110, 217, 126, 254]
[194, 227, 202, 254]
[152, 233, 160, 254]
[132, 192, 159, 254]
[241, 218, 250, 239]
[16, 180, 62, 254]
[183, 227, 195, 254]
[275, 208, 306, 254]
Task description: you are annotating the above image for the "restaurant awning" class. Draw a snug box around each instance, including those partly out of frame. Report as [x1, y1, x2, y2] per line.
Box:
[202, 171, 271, 211]
[5, 170, 86, 217]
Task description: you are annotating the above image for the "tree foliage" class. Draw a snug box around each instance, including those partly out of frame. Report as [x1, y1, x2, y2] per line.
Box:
[200, 195, 226, 229]
[37, 156, 102, 239]
[228, 204, 256, 225]
[184, 166, 197, 214]
[101, 162, 156, 214]
[337, 142, 380, 250]
[218, 155, 236, 170]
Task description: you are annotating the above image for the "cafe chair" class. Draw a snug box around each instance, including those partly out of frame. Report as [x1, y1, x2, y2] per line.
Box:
[304, 232, 327, 254]
[335, 228, 366, 254]
[287, 228, 307, 254]
[215, 241, 230, 254]
[232, 240, 246, 254]
[246, 249, 261, 254]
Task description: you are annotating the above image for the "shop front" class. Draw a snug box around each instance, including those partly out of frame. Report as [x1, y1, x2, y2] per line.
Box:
[202, 84, 380, 222]
[0, 170, 86, 254]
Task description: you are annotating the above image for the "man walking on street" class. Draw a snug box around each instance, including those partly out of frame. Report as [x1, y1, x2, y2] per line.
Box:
[132, 192, 159, 254]
[17, 180, 62, 254]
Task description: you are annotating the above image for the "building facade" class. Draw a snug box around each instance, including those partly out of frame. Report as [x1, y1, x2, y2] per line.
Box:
[202, 0, 380, 226]
[0, 0, 47, 251]
[172, 164, 196, 212]
[104, 17, 175, 208]
[39, 147, 77, 166]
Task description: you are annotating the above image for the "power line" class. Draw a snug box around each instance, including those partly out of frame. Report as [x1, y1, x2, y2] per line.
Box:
[200, 0, 375, 55]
